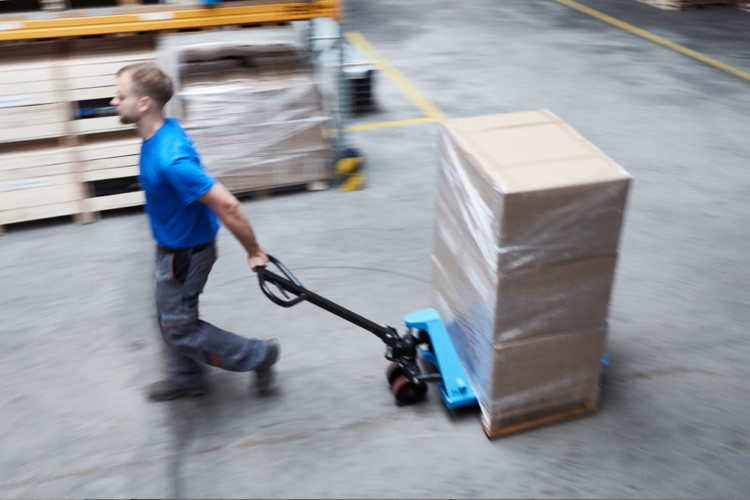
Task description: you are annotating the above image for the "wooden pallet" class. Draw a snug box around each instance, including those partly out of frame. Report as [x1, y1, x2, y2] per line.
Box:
[482, 389, 600, 439]
[226, 178, 329, 200]
[637, 0, 738, 9]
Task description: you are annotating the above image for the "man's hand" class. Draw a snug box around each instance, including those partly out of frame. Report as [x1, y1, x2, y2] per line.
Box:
[249, 250, 269, 272]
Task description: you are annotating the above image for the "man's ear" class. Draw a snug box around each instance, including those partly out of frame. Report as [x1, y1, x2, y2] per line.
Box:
[138, 95, 153, 114]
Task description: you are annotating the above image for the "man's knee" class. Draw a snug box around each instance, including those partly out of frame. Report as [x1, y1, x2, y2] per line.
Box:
[160, 318, 200, 347]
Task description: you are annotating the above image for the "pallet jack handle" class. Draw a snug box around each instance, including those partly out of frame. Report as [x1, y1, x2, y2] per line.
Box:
[257, 255, 308, 308]
[257, 255, 400, 344]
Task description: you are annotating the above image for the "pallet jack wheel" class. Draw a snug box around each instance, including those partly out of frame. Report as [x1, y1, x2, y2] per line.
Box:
[392, 375, 427, 406]
[386, 362, 404, 386]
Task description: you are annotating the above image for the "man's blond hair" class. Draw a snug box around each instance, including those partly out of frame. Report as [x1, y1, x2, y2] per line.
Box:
[118, 63, 174, 110]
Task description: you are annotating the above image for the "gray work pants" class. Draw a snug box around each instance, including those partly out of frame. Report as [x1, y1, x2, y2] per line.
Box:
[155, 241, 267, 389]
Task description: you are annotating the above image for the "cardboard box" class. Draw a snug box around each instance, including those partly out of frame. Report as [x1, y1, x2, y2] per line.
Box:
[432, 244, 615, 343]
[437, 110, 631, 273]
[435, 295, 604, 419]
[432, 109, 629, 343]
[488, 328, 605, 410]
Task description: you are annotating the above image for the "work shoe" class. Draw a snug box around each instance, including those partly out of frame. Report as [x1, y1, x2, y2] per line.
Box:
[147, 380, 208, 402]
[255, 339, 280, 393]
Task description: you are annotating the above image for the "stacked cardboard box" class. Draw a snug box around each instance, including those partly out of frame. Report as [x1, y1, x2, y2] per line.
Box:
[431, 110, 631, 436]
[175, 42, 330, 194]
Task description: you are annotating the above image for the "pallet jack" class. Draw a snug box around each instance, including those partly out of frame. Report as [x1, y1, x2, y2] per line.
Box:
[257, 256, 478, 409]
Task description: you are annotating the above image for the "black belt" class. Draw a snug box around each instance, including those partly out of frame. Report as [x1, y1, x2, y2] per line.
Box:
[158, 240, 213, 255]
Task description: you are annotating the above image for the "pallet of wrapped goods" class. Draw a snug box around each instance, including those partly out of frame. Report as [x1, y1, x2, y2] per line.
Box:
[0, 43, 69, 145]
[175, 41, 331, 195]
[432, 110, 632, 437]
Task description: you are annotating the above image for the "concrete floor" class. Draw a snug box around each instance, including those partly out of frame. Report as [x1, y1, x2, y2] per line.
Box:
[2, 0, 750, 497]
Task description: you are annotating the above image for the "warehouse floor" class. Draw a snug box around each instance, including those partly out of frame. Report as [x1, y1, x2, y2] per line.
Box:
[2, 0, 750, 497]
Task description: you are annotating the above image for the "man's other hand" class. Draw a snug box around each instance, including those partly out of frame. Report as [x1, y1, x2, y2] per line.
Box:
[249, 250, 269, 272]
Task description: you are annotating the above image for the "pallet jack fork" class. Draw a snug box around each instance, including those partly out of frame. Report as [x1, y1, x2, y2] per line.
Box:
[257, 255, 478, 408]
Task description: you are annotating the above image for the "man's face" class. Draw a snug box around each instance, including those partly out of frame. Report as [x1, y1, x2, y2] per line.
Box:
[111, 72, 142, 125]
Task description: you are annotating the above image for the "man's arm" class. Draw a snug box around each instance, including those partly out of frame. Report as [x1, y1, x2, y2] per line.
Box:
[198, 182, 269, 271]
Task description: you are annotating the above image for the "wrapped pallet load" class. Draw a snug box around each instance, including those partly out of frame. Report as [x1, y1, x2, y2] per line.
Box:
[175, 42, 330, 194]
[432, 110, 631, 437]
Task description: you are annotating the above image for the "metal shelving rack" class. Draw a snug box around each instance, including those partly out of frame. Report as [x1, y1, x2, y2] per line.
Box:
[0, 0, 355, 186]
[0, 1, 339, 41]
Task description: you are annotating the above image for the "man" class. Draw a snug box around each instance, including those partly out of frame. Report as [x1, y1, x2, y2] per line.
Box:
[111, 62, 279, 402]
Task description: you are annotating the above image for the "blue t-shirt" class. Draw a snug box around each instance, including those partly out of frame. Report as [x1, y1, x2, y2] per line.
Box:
[139, 118, 219, 249]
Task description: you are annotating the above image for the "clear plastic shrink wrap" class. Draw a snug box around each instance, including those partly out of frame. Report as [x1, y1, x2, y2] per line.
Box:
[176, 42, 330, 191]
[431, 110, 631, 424]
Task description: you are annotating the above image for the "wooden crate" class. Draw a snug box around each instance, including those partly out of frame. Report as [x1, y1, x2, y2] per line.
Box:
[71, 115, 131, 135]
[61, 34, 157, 135]
[0, 102, 69, 143]
[481, 389, 600, 439]
[74, 131, 144, 216]
[0, 36, 158, 229]
[75, 132, 140, 181]
[61, 35, 157, 81]
[0, 78, 59, 95]
[0, 140, 74, 177]
[0, 42, 69, 145]
[0, 142, 87, 231]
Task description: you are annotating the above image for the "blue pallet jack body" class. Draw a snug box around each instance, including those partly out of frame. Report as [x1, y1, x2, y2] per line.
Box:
[404, 308, 477, 409]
